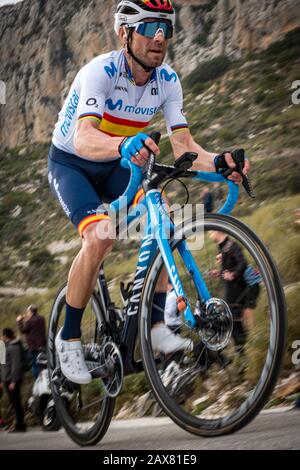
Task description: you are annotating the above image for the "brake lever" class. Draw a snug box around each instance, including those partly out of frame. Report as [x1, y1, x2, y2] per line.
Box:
[221, 149, 254, 198]
[231, 149, 255, 199]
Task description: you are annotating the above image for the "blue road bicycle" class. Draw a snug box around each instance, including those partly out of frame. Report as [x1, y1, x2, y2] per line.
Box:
[47, 133, 286, 446]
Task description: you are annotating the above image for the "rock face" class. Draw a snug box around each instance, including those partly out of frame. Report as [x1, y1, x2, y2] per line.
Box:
[0, 0, 300, 149]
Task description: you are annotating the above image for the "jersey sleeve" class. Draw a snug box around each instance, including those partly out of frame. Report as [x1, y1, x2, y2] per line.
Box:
[77, 60, 112, 126]
[161, 73, 189, 136]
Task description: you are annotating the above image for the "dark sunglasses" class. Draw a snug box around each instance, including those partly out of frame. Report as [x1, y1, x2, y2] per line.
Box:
[131, 21, 173, 39]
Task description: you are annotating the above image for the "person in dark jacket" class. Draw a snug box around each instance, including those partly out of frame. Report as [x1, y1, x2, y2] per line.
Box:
[209, 231, 261, 349]
[17, 304, 46, 379]
[201, 187, 214, 213]
[1, 328, 26, 432]
[213, 183, 224, 210]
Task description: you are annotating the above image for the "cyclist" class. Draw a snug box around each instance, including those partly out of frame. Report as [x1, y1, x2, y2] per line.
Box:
[48, 0, 249, 384]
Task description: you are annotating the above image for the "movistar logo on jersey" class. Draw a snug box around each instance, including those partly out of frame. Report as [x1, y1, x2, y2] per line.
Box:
[60, 90, 79, 137]
[124, 105, 158, 116]
[105, 98, 158, 116]
[105, 98, 123, 111]
[160, 69, 177, 82]
[104, 62, 118, 79]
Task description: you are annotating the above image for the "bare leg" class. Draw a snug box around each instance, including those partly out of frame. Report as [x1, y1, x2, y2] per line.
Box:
[155, 267, 168, 293]
[56, 221, 113, 383]
[66, 221, 114, 308]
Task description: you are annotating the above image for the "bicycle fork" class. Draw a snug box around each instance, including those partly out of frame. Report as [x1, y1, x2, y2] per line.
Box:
[146, 190, 211, 329]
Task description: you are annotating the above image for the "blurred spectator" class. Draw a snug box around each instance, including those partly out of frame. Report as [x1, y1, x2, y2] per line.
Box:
[201, 187, 214, 213]
[294, 209, 300, 227]
[0, 339, 5, 364]
[209, 231, 261, 349]
[213, 183, 224, 209]
[0, 338, 6, 429]
[17, 304, 46, 379]
[164, 282, 182, 334]
[1, 328, 26, 432]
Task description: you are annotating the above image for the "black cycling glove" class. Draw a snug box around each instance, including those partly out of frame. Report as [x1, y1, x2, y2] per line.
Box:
[214, 149, 255, 198]
[214, 151, 235, 179]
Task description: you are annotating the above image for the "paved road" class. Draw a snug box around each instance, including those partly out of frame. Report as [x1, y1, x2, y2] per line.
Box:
[0, 409, 299, 450]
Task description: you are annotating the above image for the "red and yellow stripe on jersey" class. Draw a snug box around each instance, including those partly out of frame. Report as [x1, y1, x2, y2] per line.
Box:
[78, 213, 110, 237]
[99, 113, 150, 137]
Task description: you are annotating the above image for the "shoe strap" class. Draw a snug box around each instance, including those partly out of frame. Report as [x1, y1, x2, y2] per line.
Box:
[62, 340, 82, 351]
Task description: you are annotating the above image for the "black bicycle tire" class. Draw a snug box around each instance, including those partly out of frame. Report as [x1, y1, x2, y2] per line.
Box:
[47, 283, 116, 446]
[42, 397, 61, 432]
[139, 214, 287, 437]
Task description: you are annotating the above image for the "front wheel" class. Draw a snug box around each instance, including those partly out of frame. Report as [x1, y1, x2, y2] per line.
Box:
[139, 214, 286, 436]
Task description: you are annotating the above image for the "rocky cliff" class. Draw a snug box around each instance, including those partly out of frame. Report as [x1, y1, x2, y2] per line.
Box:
[0, 0, 300, 149]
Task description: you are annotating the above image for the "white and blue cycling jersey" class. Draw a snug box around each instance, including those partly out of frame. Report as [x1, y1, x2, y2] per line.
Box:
[52, 49, 189, 159]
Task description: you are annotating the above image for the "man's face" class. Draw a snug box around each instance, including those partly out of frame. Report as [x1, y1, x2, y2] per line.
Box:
[129, 20, 169, 68]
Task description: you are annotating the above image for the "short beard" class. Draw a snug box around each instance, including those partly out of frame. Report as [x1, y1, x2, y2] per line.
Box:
[138, 50, 165, 69]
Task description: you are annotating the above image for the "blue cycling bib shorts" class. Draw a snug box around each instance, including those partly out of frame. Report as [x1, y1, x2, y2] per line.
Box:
[48, 144, 145, 237]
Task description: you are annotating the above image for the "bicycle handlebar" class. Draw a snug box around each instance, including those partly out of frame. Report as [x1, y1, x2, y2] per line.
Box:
[110, 148, 240, 215]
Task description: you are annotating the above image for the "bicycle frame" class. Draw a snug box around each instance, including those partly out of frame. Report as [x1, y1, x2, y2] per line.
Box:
[97, 173, 239, 375]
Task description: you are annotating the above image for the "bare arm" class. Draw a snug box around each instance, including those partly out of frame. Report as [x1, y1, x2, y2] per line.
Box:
[74, 119, 124, 161]
[170, 129, 215, 172]
[169, 130, 250, 183]
[74, 119, 159, 165]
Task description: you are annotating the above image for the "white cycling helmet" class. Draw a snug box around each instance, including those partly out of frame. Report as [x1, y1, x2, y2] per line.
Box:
[114, 0, 176, 35]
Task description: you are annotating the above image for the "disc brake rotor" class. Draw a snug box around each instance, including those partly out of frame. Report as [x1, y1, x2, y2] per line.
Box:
[200, 298, 233, 351]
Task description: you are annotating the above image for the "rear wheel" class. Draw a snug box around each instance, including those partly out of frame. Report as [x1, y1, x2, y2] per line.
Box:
[47, 285, 116, 446]
[140, 214, 286, 436]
